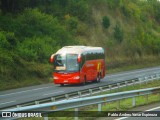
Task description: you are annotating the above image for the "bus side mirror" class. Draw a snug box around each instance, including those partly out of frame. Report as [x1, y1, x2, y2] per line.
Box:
[50, 54, 55, 63]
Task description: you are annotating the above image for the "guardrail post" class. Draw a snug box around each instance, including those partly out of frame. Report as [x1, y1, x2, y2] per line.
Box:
[145, 77, 148, 84]
[35, 101, 39, 105]
[99, 87, 103, 92]
[117, 83, 120, 91]
[117, 100, 120, 110]
[98, 103, 102, 113]
[17, 105, 21, 108]
[151, 75, 154, 81]
[158, 74, 160, 79]
[146, 95, 148, 104]
[89, 89, 93, 96]
[65, 94, 69, 100]
[132, 97, 136, 107]
[125, 81, 128, 87]
[44, 113, 48, 120]
[132, 80, 135, 86]
[156, 74, 160, 80]
[109, 85, 111, 93]
[138, 78, 142, 86]
[78, 91, 82, 98]
[51, 97, 55, 102]
[156, 74, 158, 80]
[75, 108, 79, 120]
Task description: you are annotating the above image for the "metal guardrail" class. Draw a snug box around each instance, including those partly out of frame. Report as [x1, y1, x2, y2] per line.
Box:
[1, 73, 160, 110]
[1, 87, 160, 120]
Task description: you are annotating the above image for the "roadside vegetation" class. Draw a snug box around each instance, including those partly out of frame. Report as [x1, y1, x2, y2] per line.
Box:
[0, 0, 160, 90]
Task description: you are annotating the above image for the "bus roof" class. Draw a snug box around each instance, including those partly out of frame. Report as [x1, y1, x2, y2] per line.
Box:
[55, 46, 104, 55]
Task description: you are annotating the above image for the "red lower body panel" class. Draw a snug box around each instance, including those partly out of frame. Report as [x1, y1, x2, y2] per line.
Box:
[53, 72, 81, 84]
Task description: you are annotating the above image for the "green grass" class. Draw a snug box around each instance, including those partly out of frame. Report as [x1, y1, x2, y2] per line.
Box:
[0, 77, 52, 91]
[107, 55, 160, 74]
[0, 63, 52, 91]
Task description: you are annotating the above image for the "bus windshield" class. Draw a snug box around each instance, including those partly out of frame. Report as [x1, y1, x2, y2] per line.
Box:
[54, 54, 79, 72]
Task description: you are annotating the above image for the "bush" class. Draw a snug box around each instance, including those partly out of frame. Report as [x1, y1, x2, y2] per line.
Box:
[17, 9, 60, 38]
[0, 31, 10, 49]
[67, 0, 90, 21]
[113, 24, 124, 43]
[102, 16, 110, 29]
[0, 48, 13, 66]
[66, 17, 78, 34]
[17, 36, 57, 63]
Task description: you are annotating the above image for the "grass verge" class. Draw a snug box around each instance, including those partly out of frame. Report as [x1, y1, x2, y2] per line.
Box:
[107, 55, 160, 74]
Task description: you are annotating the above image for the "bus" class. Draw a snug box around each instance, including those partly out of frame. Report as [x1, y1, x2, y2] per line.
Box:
[50, 46, 106, 86]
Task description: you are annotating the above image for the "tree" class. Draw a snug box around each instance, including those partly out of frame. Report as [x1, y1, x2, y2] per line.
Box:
[67, 0, 89, 21]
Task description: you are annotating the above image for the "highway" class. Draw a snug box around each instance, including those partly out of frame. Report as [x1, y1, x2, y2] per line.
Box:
[0, 66, 160, 109]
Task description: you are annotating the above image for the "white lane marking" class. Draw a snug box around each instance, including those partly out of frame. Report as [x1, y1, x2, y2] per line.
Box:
[115, 106, 160, 120]
[43, 91, 64, 96]
[146, 106, 160, 111]
[0, 101, 15, 105]
[0, 86, 51, 97]
[115, 116, 128, 120]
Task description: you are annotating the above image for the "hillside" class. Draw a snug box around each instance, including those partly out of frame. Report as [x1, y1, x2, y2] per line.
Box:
[0, 0, 160, 90]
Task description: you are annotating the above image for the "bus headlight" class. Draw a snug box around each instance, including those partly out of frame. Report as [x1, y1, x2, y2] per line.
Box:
[73, 76, 80, 79]
[54, 76, 59, 80]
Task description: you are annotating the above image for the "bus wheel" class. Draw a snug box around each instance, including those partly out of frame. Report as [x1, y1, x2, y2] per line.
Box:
[96, 74, 101, 83]
[60, 84, 64, 86]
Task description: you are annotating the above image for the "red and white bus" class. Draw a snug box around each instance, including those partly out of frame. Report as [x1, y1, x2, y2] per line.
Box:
[50, 46, 106, 86]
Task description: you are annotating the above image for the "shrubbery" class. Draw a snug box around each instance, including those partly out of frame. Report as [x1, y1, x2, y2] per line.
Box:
[102, 16, 110, 29]
[113, 24, 123, 43]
